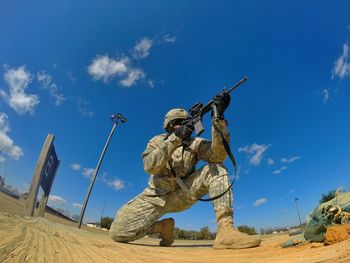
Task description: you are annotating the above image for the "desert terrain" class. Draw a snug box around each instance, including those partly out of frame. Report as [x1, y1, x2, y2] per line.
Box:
[1, 191, 350, 263]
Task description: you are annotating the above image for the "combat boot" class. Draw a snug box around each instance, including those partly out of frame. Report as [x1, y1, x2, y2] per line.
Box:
[150, 218, 175, 247]
[214, 209, 261, 249]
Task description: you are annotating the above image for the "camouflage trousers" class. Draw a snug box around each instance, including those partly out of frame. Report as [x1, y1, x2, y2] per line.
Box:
[109, 163, 232, 243]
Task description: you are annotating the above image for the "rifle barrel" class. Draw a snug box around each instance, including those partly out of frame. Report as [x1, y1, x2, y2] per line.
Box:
[227, 76, 248, 93]
[199, 76, 248, 116]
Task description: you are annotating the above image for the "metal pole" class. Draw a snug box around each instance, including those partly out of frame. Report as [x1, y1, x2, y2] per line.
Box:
[77, 122, 118, 229]
[294, 197, 302, 226]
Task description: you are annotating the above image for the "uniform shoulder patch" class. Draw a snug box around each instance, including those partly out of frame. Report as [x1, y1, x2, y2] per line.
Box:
[148, 134, 167, 148]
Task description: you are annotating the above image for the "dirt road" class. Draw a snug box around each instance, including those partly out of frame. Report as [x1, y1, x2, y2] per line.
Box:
[1, 192, 350, 263]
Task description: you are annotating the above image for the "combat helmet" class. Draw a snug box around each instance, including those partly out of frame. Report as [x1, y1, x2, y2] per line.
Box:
[163, 108, 189, 131]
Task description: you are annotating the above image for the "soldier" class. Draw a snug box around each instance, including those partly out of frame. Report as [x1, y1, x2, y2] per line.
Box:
[109, 93, 261, 249]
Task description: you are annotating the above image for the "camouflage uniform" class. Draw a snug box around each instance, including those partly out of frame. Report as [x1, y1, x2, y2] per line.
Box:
[109, 119, 232, 243]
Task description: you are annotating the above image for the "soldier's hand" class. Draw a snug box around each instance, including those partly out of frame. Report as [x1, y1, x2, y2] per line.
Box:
[213, 92, 231, 117]
[174, 123, 194, 140]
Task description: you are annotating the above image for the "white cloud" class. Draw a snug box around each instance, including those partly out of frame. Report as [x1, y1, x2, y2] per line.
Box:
[100, 172, 126, 191]
[321, 89, 331, 103]
[76, 98, 94, 117]
[238, 143, 271, 166]
[88, 34, 177, 88]
[273, 166, 287, 175]
[253, 198, 267, 207]
[0, 113, 10, 133]
[147, 80, 155, 88]
[267, 158, 274, 165]
[281, 157, 288, 163]
[0, 113, 23, 161]
[37, 71, 66, 106]
[70, 163, 81, 171]
[132, 37, 153, 59]
[72, 203, 82, 209]
[289, 156, 302, 163]
[332, 43, 350, 79]
[48, 195, 66, 205]
[163, 34, 176, 43]
[88, 56, 129, 82]
[88, 55, 144, 87]
[281, 156, 302, 163]
[119, 68, 145, 87]
[107, 178, 125, 191]
[0, 66, 39, 115]
[82, 168, 95, 178]
[273, 170, 282, 175]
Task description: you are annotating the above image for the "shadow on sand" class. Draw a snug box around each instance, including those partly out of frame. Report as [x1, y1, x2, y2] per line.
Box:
[128, 242, 213, 248]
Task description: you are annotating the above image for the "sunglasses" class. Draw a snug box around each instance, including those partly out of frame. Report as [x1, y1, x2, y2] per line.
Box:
[170, 118, 188, 127]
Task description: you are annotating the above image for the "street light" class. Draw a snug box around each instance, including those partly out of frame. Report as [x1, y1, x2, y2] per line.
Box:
[294, 197, 302, 227]
[77, 113, 126, 229]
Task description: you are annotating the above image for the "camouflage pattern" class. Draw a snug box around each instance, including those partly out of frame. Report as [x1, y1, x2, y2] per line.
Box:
[162, 108, 189, 130]
[109, 118, 232, 243]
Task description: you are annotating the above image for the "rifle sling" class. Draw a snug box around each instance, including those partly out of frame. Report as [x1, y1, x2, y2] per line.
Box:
[169, 122, 237, 202]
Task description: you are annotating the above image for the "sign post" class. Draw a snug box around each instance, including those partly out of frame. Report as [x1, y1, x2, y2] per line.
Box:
[26, 134, 60, 217]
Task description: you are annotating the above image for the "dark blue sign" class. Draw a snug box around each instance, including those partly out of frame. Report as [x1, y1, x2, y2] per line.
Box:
[40, 145, 59, 193]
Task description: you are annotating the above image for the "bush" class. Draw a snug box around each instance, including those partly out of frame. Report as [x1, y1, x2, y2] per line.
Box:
[100, 217, 114, 229]
[174, 226, 216, 240]
[319, 189, 338, 204]
[237, 225, 257, 235]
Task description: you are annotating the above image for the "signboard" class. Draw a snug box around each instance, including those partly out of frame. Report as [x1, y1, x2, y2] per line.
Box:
[40, 146, 59, 193]
[26, 134, 60, 217]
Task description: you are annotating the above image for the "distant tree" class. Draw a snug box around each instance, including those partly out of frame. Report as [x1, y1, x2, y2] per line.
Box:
[260, 227, 274, 235]
[198, 226, 210, 240]
[0, 176, 5, 188]
[100, 217, 114, 229]
[319, 189, 337, 204]
[260, 228, 265, 235]
[174, 226, 215, 240]
[5, 184, 19, 195]
[56, 208, 71, 218]
[72, 214, 80, 222]
[237, 225, 257, 235]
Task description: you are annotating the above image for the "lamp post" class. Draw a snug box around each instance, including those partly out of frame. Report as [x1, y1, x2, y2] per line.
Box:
[294, 197, 302, 227]
[77, 113, 126, 229]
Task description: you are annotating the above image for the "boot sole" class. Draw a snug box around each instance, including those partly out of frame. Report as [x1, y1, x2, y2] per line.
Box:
[213, 240, 262, 249]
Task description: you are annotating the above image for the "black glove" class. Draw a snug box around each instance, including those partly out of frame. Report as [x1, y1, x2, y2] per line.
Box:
[174, 123, 194, 140]
[213, 92, 231, 117]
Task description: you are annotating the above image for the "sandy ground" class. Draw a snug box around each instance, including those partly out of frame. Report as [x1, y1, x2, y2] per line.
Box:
[1, 192, 350, 263]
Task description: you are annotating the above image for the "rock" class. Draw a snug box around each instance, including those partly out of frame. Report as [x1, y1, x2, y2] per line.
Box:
[289, 229, 304, 236]
[281, 235, 306, 248]
[310, 242, 324, 248]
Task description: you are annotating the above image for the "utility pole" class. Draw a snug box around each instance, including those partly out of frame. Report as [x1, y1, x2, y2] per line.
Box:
[100, 201, 106, 226]
[77, 113, 126, 229]
[294, 197, 302, 227]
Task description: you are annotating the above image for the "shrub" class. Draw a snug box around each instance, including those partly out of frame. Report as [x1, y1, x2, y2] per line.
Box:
[237, 225, 257, 235]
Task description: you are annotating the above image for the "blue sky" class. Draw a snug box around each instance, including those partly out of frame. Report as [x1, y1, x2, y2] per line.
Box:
[1, 1, 350, 231]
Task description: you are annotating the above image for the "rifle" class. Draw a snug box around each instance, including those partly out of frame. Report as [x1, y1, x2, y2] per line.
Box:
[172, 76, 248, 202]
[185, 76, 248, 135]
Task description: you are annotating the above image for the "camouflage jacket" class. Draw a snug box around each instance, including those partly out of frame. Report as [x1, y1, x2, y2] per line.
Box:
[141, 119, 230, 197]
